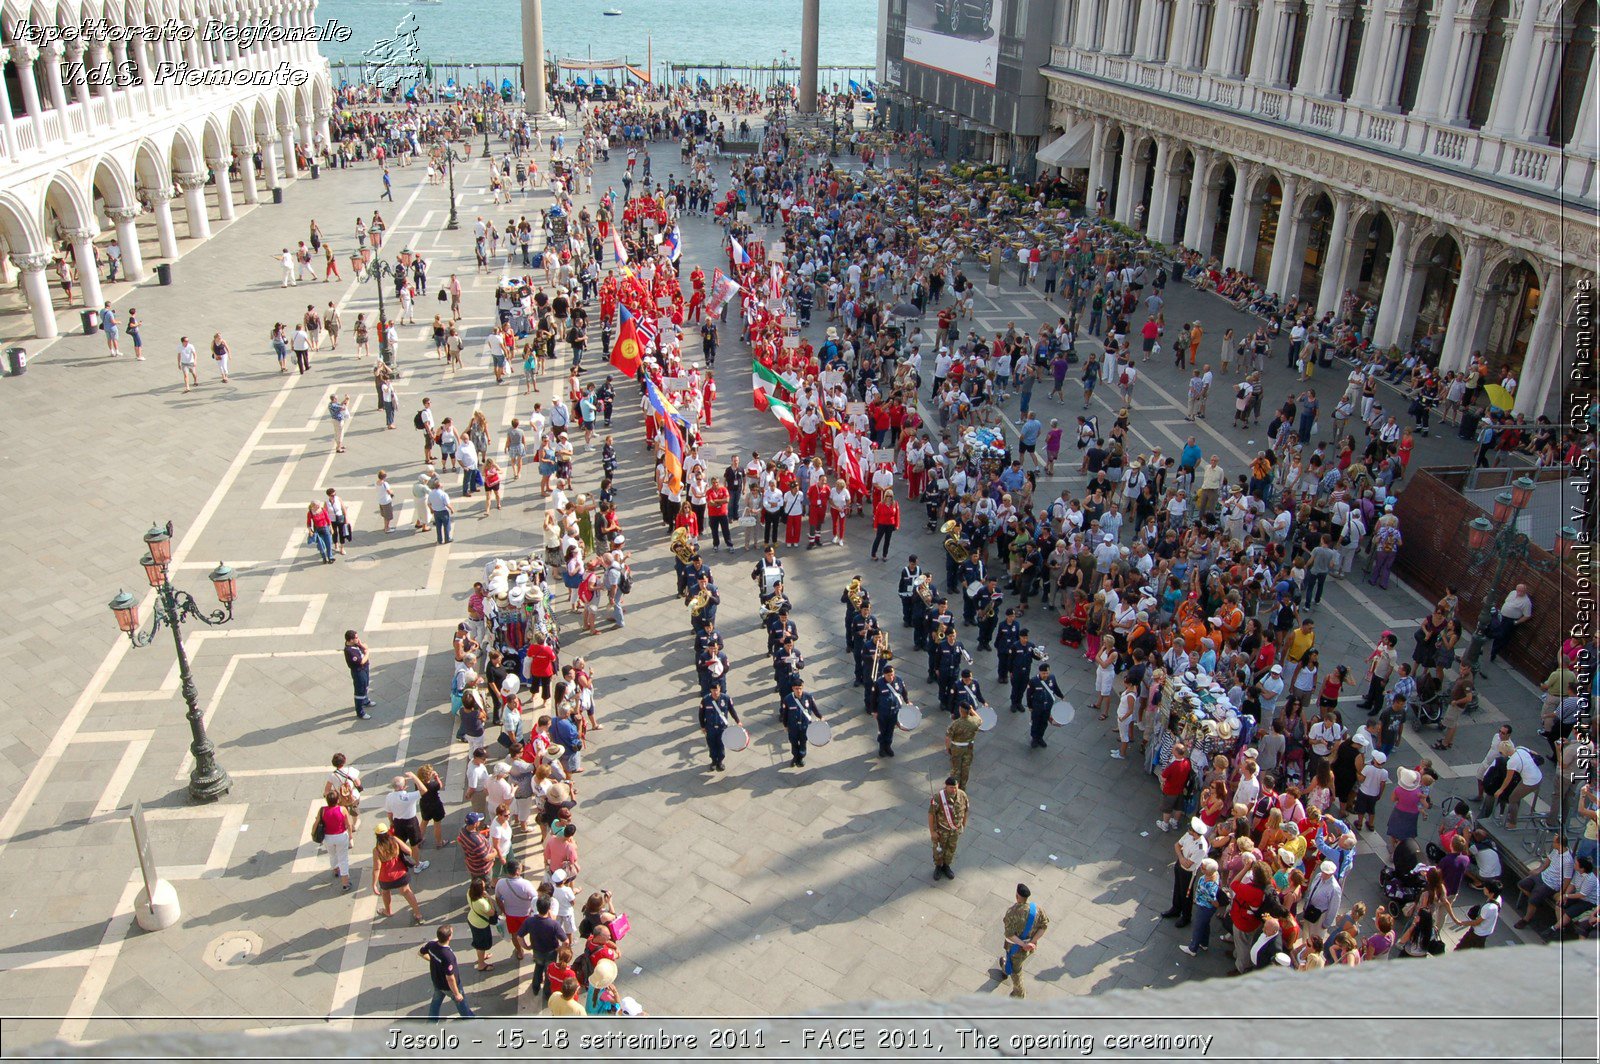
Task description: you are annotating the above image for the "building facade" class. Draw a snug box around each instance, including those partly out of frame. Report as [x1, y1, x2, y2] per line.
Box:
[0, 0, 333, 340]
[884, 0, 1599, 417]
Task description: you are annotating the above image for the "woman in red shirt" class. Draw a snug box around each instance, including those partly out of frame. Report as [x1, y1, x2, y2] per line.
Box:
[525, 635, 557, 704]
[706, 480, 730, 551]
[372, 825, 424, 923]
[805, 465, 829, 548]
[544, 944, 578, 1004]
[869, 488, 901, 562]
[306, 501, 335, 563]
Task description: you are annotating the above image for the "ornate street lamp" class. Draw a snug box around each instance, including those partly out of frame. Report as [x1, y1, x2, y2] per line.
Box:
[108, 522, 236, 802]
[443, 146, 461, 231]
[359, 258, 400, 367]
[1456, 476, 1556, 675]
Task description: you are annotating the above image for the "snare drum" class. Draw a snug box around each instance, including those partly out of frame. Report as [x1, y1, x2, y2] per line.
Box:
[806, 719, 833, 747]
[965, 580, 984, 599]
[976, 703, 998, 732]
[1049, 699, 1076, 727]
[896, 703, 923, 732]
[724, 725, 750, 752]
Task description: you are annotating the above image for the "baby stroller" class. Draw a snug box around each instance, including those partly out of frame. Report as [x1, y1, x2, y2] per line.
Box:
[1379, 838, 1429, 909]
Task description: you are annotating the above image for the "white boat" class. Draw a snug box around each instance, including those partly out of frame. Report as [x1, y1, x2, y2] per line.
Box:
[603, 9, 622, 15]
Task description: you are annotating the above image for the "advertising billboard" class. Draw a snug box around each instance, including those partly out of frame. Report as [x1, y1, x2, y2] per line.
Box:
[903, 0, 1004, 86]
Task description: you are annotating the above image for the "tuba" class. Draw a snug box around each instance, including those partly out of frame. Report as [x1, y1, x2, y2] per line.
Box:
[670, 527, 696, 563]
[688, 588, 713, 617]
[845, 576, 865, 610]
[945, 533, 970, 564]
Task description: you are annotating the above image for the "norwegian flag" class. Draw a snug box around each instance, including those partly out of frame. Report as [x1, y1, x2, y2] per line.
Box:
[635, 314, 659, 350]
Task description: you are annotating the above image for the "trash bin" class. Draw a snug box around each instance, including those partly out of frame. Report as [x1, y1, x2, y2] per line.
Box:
[311, 162, 320, 179]
[80, 308, 100, 334]
[272, 186, 284, 204]
[4, 346, 25, 376]
[155, 263, 173, 286]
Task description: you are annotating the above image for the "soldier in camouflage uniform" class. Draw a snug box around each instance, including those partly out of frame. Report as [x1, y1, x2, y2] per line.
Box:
[997, 883, 1049, 997]
[944, 700, 980, 789]
[927, 776, 969, 880]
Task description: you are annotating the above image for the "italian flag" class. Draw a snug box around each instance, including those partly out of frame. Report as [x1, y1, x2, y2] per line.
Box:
[752, 358, 800, 398]
[752, 386, 799, 438]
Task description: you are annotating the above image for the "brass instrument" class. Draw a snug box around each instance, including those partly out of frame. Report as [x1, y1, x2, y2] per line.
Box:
[877, 630, 894, 663]
[670, 527, 696, 563]
[916, 577, 935, 609]
[939, 519, 961, 535]
[945, 535, 970, 564]
[688, 588, 713, 617]
[845, 576, 865, 610]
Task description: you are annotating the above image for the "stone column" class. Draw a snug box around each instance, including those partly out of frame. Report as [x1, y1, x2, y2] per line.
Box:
[1246, 0, 1278, 84]
[63, 40, 93, 112]
[176, 172, 211, 240]
[1146, 137, 1182, 244]
[208, 157, 236, 220]
[1076, 0, 1102, 48]
[1106, 0, 1134, 54]
[1347, 0, 1392, 108]
[149, 189, 181, 259]
[1205, 0, 1237, 75]
[1294, 0, 1330, 92]
[39, 40, 70, 116]
[1441, 17, 1486, 124]
[1516, 267, 1564, 415]
[1182, 149, 1216, 253]
[107, 206, 146, 281]
[1438, 236, 1490, 372]
[800, 0, 820, 112]
[1169, 0, 1196, 64]
[1515, 26, 1565, 142]
[1409, 0, 1461, 119]
[1487, 0, 1540, 134]
[314, 108, 331, 151]
[1264, 175, 1302, 296]
[1114, 130, 1140, 224]
[279, 125, 299, 178]
[66, 227, 104, 309]
[130, 36, 156, 114]
[0, 51, 17, 158]
[1319, 2, 1357, 96]
[262, 138, 283, 189]
[239, 148, 260, 203]
[297, 118, 314, 164]
[14, 252, 59, 338]
[1568, 47, 1600, 154]
[1372, 212, 1420, 346]
[1315, 193, 1355, 316]
[1220, 166, 1260, 270]
[1087, 117, 1109, 196]
[521, 0, 549, 116]
[1135, 0, 1164, 60]
[9, 44, 45, 124]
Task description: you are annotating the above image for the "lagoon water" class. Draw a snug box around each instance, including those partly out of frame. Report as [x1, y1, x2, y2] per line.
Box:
[316, 0, 879, 73]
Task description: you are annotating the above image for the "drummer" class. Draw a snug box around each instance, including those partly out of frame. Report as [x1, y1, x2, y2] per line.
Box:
[946, 694, 982, 789]
[873, 663, 911, 760]
[780, 677, 822, 769]
[698, 680, 740, 774]
[1026, 663, 1066, 750]
[934, 626, 968, 717]
[694, 635, 728, 698]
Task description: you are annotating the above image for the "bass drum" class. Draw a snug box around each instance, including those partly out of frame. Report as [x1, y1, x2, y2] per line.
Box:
[1049, 699, 1076, 727]
[896, 703, 923, 732]
[976, 703, 998, 732]
[724, 725, 750, 752]
[806, 719, 833, 747]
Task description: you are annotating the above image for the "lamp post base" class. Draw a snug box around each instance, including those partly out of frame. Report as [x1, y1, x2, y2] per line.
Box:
[188, 766, 232, 802]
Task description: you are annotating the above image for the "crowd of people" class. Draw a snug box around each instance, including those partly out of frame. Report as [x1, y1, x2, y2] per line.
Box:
[282, 68, 1598, 1023]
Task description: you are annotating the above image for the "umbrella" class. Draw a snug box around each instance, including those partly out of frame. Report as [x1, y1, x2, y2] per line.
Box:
[891, 301, 921, 318]
[1482, 384, 1515, 410]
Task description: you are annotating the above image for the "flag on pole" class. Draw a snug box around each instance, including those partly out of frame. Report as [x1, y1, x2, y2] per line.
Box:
[706, 269, 742, 317]
[838, 439, 866, 495]
[752, 358, 801, 397]
[729, 235, 752, 267]
[665, 225, 682, 263]
[611, 228, 631, 272]
[644, 380, 685, 493]
[752, 387, 799, 438]
[609, 306, 644, 378]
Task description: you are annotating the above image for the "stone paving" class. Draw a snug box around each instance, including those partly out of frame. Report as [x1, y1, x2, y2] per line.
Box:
[0, 117, 1558, 1047]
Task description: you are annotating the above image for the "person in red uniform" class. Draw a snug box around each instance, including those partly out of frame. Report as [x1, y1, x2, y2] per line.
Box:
[806, 471, 829, 549]
[870, 488, 901, 561]
[706, 478, 730, 551]
[702, 372, 716, 428]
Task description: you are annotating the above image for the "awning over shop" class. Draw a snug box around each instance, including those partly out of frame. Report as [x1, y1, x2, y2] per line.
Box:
[1036, 122, 1093, 169]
